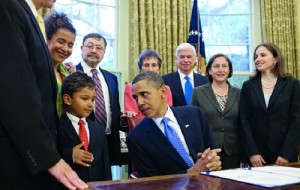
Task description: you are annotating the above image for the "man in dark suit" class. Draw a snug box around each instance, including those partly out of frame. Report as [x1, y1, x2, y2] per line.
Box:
[162, 43, 208, 107]
[0, 0, 87, 189]
[126, 72, 221, 177]
[76, 33, 126, 166]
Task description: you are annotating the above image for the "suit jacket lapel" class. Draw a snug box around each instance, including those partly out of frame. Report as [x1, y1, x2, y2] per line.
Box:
[203, 84, 223, 114]
[173, 71, 186, 104]
[171, 107, 197, 162]
[87, 120, 96, 148]
[145, 118, 188, 168]
[60, 115, 81, 145]
[194, 73, 202, 87]
[268, 78, 285, 109]
[253, 79, 267, 111]
[19, 0, 57, 105]
[223, 84, 238, 114]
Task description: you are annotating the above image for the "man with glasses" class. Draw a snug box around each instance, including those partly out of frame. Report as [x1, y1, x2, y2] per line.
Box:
[76, 33, 126, 166]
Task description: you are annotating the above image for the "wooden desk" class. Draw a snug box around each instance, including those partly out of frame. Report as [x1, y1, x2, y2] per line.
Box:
[88, 163, 300, 190]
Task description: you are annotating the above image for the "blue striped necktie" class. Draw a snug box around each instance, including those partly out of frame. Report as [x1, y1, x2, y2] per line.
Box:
[91, 69, 107, 127]
[162, 117, 193, 167]
[184, 76, 192, 104]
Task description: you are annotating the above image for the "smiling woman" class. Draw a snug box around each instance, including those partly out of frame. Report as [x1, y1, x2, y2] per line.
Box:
[44, 12, 76, 117]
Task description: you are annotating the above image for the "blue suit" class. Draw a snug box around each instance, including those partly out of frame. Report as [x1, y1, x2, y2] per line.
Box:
[126, 106, 216, 177]
[76, 63, 125, 165]
[162, 71, 208, 107]
[59, 114, 111, 184]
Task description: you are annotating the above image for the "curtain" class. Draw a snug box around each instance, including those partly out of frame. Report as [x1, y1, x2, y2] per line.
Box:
[260, 0, 300, 79]
[128, 0, 192, 80]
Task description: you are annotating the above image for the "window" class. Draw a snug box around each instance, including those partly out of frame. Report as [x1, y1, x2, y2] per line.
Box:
[199, 0, 261, 87]
[55, 0, 117, 69]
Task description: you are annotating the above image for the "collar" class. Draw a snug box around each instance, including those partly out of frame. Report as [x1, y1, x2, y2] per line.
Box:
[152, 106, 176, 126]
[66, 112, 87, 125]
[178, 69, 194, 81]
[81, 59, 101, 76]
[25, 0, 38, 17]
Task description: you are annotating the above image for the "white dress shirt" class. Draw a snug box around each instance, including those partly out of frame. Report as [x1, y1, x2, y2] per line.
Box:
[152, 106, 194, 164]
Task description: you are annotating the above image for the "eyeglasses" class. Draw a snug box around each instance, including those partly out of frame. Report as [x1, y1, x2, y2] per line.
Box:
[84, 44, 105, 52]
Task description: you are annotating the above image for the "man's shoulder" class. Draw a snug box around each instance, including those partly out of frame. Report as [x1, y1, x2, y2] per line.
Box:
[127, 118, 149, 137]
[172, 105, 200, 113]
[162, 71, 177, 79]
[100, 68, 117, 78]
[194, 73, 209, 81]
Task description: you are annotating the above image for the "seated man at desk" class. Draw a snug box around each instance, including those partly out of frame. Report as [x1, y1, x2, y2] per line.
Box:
[126, 72, 222, 177]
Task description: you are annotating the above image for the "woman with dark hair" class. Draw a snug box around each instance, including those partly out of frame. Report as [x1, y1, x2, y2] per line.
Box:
[239, 42, 300, 167]
[44, 12, 76, 117]
[191, 53, 241, 169]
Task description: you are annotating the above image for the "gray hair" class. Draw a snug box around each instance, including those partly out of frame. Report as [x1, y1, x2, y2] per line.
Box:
[175, 43, 196, 57]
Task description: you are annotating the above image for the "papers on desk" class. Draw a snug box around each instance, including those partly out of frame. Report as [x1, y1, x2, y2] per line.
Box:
[200, 166, 300, 188]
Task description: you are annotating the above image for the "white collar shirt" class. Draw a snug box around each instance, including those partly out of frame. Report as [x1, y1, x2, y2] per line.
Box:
[66, 112, 90, 141]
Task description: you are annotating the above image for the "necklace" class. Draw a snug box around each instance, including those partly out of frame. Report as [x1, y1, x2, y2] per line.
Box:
[212, 83, 228, 97]
[261, 77, 277, 89]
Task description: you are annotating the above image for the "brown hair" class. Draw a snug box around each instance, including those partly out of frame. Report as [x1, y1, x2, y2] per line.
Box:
[251, 42, 290, 80]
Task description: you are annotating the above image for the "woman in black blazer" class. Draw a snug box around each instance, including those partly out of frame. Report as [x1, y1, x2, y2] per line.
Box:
[239, 42, 300, 167]
[191, 54, 241, 169]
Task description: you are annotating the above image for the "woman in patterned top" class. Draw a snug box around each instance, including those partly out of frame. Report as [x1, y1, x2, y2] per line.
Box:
[44, 12, 76, 117]
[190, 53, 241, 169]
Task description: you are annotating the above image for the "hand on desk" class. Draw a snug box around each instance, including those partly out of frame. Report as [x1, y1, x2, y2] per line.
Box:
[275, 156, 289, 165]
[48, 159, 88, 190]
[250, 154, 266, 167]
[72, 142, 94, 167]
[187, 148, 222, 173]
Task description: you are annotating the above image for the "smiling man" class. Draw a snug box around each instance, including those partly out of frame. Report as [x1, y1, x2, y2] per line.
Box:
[162, 43, 208, 107]
[126, 71, 222, 177]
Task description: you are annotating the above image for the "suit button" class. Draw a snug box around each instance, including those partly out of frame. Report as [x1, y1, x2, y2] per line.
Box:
[221, 116, 225, 120]
[221, 128, 225, 132]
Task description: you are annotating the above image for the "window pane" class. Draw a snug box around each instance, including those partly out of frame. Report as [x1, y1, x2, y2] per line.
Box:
[54, 0, 116, 69]
[229, 46, 250, 72]
[200, 0, 252, 72]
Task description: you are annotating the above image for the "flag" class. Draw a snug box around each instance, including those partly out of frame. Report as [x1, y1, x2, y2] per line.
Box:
[187, 0, 206, 75]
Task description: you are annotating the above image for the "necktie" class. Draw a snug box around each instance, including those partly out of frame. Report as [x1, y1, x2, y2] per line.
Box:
[184, 76, 192, 104]
[91, 69, 107, 127]
[78, 119, 89, 151]
[162, 117, 193, 167]
[36, 14, 47, 42]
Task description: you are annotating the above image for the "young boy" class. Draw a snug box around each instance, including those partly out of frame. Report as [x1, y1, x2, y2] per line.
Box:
[59, 71, 112, 184]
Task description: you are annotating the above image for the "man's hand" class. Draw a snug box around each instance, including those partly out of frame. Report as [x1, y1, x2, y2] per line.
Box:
[187, 148, 222, 173]
[64, 62, 76, 74]
[275, 156, 288, 165]
[72, 143, 94, 167]
[123, 111, 137, 118]
[250, 154, 266, 167]
[48, 159, 88, 190]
